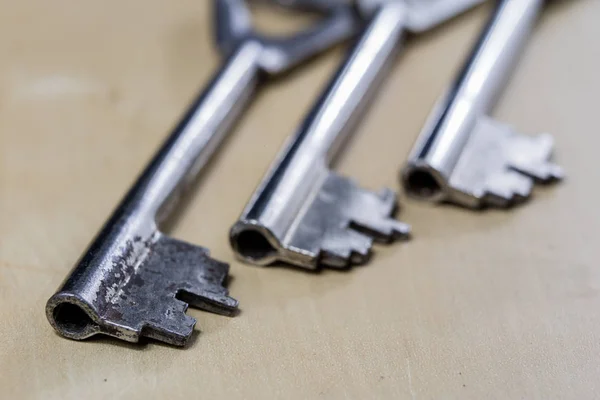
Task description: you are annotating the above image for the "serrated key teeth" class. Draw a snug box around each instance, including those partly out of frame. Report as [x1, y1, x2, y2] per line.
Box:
[510, 172, 533, 198]
[177, 288, 239, 317]
[374, 216, 411, 240]
[319, 243, 353, 268]
[515, 161, 564, 182]
[390, 220, 411, 239]
[350, 248, 371, 265]
[351, 216, 411, 243]
[319, 229, 373, 268]
[546, 163, 565, 181]
[376, 187, 398, 209]
[202, 293, 239, 317]
[197, 259, 231, 285]
[348, 235, 374, 265]
[141, 319, 196, 347]
[320, 246, 371, 268]
[136, 300, 198, 346]
[171, 298, 191, 313]
[320, 251, 350, 268]
[506, 131, 563, 182]
[346, 228, 373, 250]
[483, 169, 532, 207]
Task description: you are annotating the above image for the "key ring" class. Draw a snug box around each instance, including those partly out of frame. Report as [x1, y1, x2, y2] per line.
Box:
[216, 0, 361, 73]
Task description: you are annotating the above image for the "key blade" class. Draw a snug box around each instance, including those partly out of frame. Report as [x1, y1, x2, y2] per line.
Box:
[47, 235, 238, 346]
[405, 0, 486, 32]
[447, 116, 563, 208]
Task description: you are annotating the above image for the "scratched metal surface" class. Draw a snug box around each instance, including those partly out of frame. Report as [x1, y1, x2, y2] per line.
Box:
[1, 0, 600, 398]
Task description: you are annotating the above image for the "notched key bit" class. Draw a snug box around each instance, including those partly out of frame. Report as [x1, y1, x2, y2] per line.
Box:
[232, 166, 409, 269]
[47, 235, 237, 347]
[46, 0, 359, 346]
[230, 0, 485, 269]
[402, 0, 564, 209]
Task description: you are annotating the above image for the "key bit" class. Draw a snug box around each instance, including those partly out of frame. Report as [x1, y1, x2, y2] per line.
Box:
[46, 0, 359, 346]
[47, 235, 237, 346]
[402, 0, 564, 209]
[241, 168, 408, 269]
[230, 0, 484, 270]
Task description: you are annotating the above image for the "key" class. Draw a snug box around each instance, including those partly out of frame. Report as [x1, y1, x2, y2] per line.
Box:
[45, 0, 359, 346]
[229, 0, 484, 269]
[402, 0, 564, 209]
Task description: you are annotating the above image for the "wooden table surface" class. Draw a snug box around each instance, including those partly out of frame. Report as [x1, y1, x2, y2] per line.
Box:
[2, 1, 599, 398]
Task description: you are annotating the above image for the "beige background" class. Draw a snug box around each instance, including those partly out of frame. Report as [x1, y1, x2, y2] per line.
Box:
[1, 1, 599, 398]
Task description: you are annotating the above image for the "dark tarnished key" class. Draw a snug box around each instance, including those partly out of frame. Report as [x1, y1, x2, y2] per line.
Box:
[46, 0, 359, 346]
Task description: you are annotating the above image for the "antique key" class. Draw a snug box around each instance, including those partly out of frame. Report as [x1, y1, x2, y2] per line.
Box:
[230, 0, 484, 269]
[402, 0, 563, 208]
[45, 0, 358, 346]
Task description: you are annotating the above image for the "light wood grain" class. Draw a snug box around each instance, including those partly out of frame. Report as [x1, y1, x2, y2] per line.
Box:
[1, 1, 599, 399]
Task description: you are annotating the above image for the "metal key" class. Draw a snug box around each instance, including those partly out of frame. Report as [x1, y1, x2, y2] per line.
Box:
[45, 0, 358, 346]
[402, 0, 564, 208]
[229, 0, 484, 269]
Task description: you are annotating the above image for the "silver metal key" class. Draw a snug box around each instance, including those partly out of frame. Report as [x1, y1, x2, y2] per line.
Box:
[230, 0, 484, 270]
[402, 0, 564, 208]
[45, 0, 358, 346]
